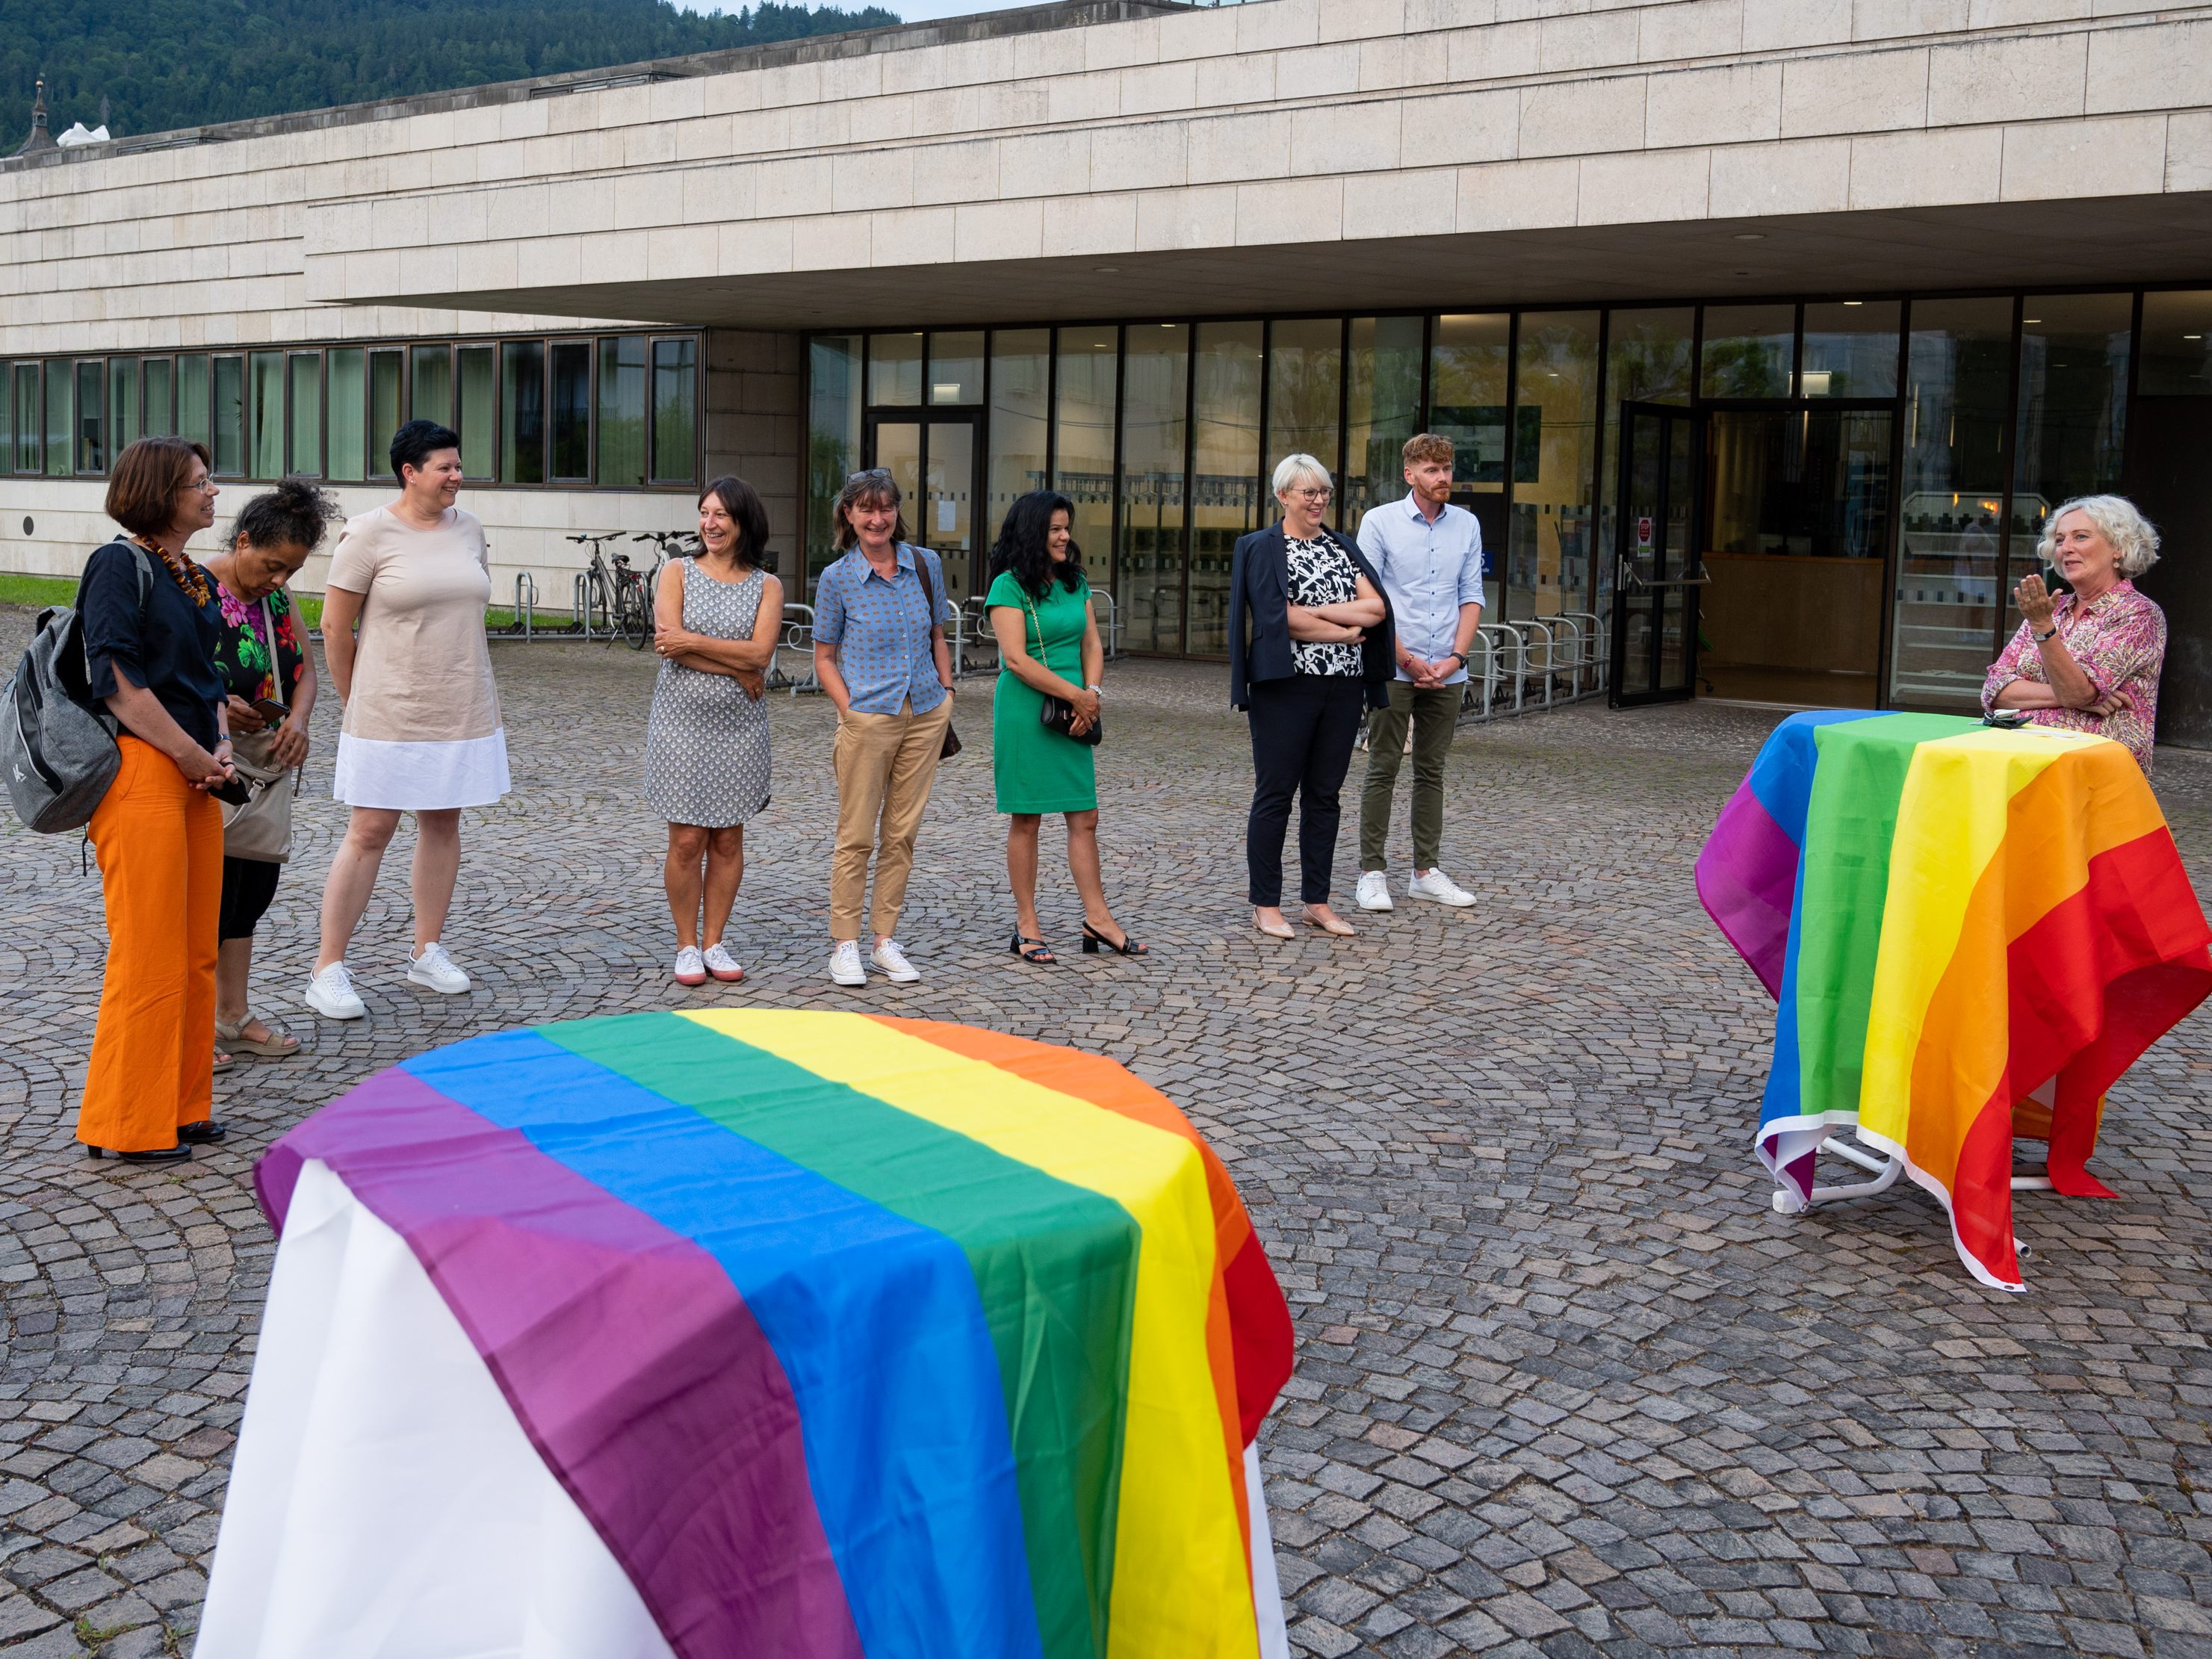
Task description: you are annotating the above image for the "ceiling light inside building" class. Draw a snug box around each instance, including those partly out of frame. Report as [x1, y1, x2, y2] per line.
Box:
[1843, 300, 1863, 306]
[1094, 266, 1119, 273]
[1732, 232, 1765, 241]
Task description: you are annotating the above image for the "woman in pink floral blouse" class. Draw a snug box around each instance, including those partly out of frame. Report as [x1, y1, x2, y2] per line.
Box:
[1983, 494, 2167, 774]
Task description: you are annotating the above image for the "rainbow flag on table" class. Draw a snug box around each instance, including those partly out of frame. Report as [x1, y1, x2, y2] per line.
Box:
[255, 1010, 1295, 1659]
[1697, 712, 2211, 1291]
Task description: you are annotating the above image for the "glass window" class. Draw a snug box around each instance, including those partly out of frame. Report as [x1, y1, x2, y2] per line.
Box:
[551, 341, 592, 480]
[1890, 297, 2015, 708]
[502, 341, 546, 485]
[327, 348, 366, 483]
[1053, 326, 1118, 606]
[288, 353, 322, 476]
[2139, 290, 2212, 394]
[179, 354, 212, 452]
[1701, 303, 1795, 399]
[75, 360, 105, 474]
[1800, 300, 1899, 398]
[869, 332, 923, 406]
[598, 336, 648, 489]
[1265, 319, 1341, 483]
[1120, 323, 1188, 655]
[248, 350, 285, 478]
[985, 329, 1050, 537]
[1344, 316, 1424, 523]
[2010, 293, 2131, 615]
[1509, 311, 1599, 617]
[368, 349, 403, 474]
[142, 358, 173, 437]
[1429, 313, 1511, 611]
[1601, 307, 1696, 619]
[1192, 320, 1263, 656]
[458, 346, 496, 479]
[927, 332, 983, 406]
[11, 364, 39, 471]
[44, 364, 73, 477]
[650, 338, 697, 483]
[412, 344, 453, 429]
[807, 334, 864, 590]
[0, 368, 10, 471]
[109, 358, 140, 456]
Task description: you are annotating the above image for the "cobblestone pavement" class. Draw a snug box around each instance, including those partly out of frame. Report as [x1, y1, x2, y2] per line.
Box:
[1, 608, 2208, 1659]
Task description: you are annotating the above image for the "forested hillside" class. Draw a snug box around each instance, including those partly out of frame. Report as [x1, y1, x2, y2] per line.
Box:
[3, 0, 899, 140]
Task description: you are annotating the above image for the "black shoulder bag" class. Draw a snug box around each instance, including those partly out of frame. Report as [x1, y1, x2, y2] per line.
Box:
[1020, 585, 1103, 746]
[912, 550, 961, 759]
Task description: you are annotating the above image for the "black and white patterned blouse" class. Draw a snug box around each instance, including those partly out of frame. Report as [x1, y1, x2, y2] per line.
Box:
[1284, 534, 1363, 677]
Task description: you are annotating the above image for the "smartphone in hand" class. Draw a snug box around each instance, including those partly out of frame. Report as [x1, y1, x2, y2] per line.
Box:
[253, 697, 290, 722]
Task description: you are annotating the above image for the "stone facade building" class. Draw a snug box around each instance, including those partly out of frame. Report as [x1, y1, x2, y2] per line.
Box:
[3, 0, 2209, 731]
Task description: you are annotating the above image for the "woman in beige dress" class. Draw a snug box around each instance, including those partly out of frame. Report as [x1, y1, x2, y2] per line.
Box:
[303, 420, 509, 1020]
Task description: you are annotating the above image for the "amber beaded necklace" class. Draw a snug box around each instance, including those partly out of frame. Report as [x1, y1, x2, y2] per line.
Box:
[129, 533, 212, 608]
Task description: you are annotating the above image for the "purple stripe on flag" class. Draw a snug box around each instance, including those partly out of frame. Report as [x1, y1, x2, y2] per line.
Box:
[1694, 781, 1801, 1000]
[257, 1069, 864, 1659]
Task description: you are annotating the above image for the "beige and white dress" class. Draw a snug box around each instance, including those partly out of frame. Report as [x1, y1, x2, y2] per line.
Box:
[326, 506, 510, 810]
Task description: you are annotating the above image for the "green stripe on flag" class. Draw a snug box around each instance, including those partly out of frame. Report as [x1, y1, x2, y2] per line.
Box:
[1795, 714, 1980, 1118]
[546, 1012, 1134, 1659]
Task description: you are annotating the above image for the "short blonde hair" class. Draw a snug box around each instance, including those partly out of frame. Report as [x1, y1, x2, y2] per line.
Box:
[2037, 494, 2161, 579]
[1271, 453, 1331, 497]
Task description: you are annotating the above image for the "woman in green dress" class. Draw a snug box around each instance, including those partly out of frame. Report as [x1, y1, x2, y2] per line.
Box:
[985, 491, 1147, 964]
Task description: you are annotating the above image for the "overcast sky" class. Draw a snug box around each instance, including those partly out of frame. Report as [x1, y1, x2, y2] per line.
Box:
[682, 0, 1044, 20]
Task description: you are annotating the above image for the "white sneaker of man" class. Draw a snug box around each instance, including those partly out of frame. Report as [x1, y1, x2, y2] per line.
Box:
[304, 961, 366, 1020]
[1407, 868, 1476, 907]
[1355, 870, 1395, 911]
[870, 939, 920, 983]
[828, 940, 868, 987]
[407, 941, 472, 994]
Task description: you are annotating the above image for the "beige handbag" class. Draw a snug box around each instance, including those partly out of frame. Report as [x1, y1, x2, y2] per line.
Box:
[220, 598, 298, 863]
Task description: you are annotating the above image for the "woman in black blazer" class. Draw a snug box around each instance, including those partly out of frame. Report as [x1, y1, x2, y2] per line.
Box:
[1227, 453, 1395, 938]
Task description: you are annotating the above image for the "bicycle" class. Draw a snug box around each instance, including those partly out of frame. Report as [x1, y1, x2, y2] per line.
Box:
[628, 532, 704, 651]
[566, 532, 654, 649]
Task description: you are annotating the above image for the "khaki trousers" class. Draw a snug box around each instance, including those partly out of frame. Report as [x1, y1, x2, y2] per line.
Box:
[1358, 679, 1462, 872]
[830, 697, 953, 941]
[80, 737, 223, 1153]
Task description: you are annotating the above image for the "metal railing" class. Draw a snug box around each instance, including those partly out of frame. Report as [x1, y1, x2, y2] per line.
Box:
[1455, 609, 1611, 724]
[773, 603, 819, 695]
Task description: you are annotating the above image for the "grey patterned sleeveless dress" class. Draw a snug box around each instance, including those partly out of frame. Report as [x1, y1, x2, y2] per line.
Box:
[643, 561, 772, 828]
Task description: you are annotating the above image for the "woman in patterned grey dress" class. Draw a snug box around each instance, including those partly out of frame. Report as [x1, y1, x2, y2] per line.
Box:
[645, 476, 783, 986]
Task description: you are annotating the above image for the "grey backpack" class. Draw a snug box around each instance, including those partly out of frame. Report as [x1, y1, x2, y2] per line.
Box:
[3, 544, 152, 834]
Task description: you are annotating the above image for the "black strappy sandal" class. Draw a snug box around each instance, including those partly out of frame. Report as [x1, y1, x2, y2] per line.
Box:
[1081, 922, 1149, 957]
[1010, 932, 1056, 964]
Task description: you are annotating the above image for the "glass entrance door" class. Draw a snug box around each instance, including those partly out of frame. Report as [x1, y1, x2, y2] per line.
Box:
[865, 413, 983, 602]
[1611, 402, 1700, 706]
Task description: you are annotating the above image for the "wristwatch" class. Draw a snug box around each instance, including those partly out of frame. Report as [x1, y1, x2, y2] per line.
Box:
[2034, 625, 2058, 643]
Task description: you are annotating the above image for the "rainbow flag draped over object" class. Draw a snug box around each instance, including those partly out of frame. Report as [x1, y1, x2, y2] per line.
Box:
[255, 1011, 1295, 1659]
[1697, 712, 2211, 1291]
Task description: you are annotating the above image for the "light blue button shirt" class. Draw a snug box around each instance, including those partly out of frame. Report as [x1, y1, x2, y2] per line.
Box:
[1356, 494, 1485, 684]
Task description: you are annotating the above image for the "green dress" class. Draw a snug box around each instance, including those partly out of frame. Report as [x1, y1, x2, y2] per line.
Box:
[988, 570, 1097, 814]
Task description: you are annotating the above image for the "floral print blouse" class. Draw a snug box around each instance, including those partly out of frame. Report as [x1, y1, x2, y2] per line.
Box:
[213, 584, 306, 708]
[1981, 578, 2166, 775]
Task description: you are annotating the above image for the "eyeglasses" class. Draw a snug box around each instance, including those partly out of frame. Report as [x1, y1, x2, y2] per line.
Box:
[1291, 487, 1333, 503]
[845, 468, 893, 484]
[182, 476, 217, 494]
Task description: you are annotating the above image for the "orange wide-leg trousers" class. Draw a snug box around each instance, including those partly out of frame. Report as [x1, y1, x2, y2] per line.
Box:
[78, 737, 223, 1153]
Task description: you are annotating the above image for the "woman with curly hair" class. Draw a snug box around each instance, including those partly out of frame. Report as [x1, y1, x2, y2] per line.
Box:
[202, 477, 338, 1061]
[985, 489, 1144, 964]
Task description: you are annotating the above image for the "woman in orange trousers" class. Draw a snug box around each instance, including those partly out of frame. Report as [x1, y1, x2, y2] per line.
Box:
[77, 438, 238, 1162]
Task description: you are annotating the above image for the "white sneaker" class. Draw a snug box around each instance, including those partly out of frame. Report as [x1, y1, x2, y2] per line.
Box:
[672, 946, 707, 987]
[1407, 868, 1476, 907]
[702, 943, 746, 983]
[304, 962, 365, 1020]
[828, 940, 868, 987]
[1355, 871, 1395, 911]
[407, 941, 472, 994]
[870, 939, 920, 983]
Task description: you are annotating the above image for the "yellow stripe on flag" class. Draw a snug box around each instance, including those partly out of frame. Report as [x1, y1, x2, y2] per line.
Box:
[1858, 730, 2075, 1154]
[681, 1009, 1260, 1659]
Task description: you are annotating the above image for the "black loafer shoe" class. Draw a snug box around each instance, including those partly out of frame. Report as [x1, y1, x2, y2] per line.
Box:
[87, 1144, 191, 1163]
[178, 1120, 229, 1145]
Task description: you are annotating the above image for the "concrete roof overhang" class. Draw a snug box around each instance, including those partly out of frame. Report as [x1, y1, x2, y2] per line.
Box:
[353, 193, 2212, 330]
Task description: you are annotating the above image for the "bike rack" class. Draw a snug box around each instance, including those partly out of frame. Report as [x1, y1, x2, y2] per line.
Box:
[775, 604, 820, 695]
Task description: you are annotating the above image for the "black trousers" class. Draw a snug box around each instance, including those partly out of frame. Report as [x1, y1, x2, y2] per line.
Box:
[217, 856, 282, 943]
[1245, 674, 1365, 907]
